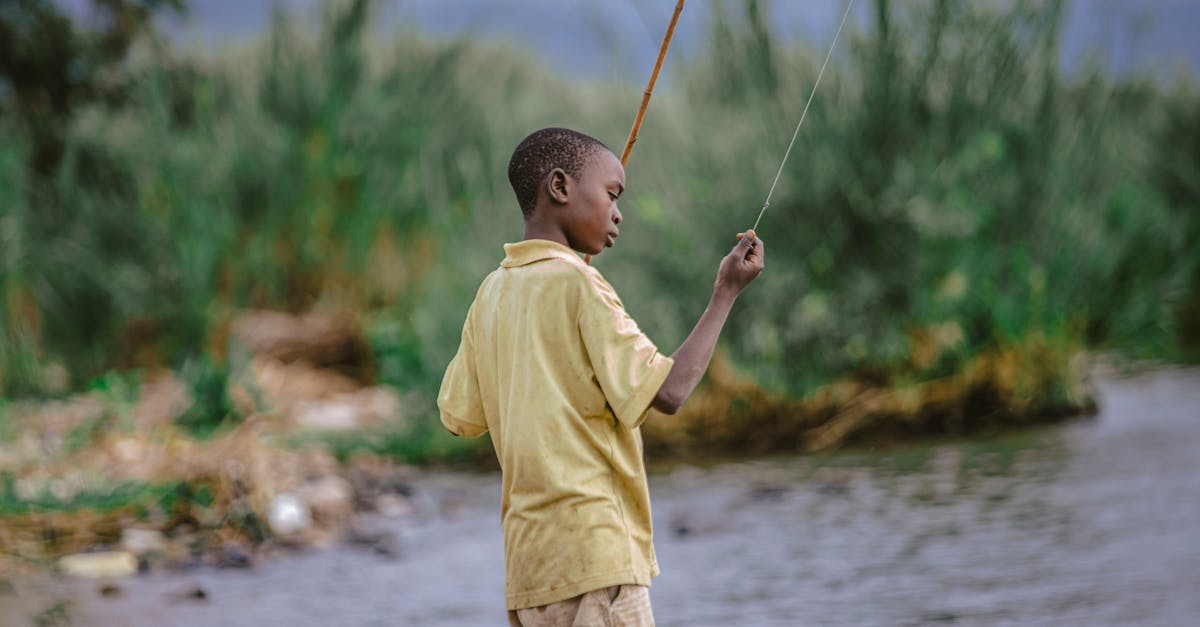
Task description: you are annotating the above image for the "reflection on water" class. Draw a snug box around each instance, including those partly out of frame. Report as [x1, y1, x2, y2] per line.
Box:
[5, 369, 1199, 626]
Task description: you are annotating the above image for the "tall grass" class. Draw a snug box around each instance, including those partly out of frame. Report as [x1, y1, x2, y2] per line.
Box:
[1, 0, 1197, 415]
[610, 0, 1198, 395]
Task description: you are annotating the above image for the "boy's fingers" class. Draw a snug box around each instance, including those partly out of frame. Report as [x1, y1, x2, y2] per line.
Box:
[728, 231, 759, 263]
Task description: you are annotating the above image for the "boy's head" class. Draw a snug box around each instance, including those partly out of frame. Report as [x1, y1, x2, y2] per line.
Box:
[508, 127, 625, 255]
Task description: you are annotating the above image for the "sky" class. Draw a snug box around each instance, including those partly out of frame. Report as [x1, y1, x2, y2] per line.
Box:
[58, 0, 1200, 84]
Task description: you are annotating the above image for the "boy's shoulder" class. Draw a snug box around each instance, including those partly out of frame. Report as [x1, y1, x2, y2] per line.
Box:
[494, 240, 609, 287]
[477, 240, 622, 309]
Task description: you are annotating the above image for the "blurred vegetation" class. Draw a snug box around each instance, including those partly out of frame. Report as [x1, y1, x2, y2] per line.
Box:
[0, 474, 206, 516]
[283, 418, 495, 466]
[643, 0, 1199, 397]
[1, 0, 1197, 446]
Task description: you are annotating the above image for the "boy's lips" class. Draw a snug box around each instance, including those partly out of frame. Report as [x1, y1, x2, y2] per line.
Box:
[606, 232, 618, 247]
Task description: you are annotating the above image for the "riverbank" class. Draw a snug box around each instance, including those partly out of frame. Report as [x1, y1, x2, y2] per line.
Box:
[1, 338, 1096, 584]
[2, 367, 1196, 626]
[0, 323, 1099, 577]
[644, 333, 1095, 457]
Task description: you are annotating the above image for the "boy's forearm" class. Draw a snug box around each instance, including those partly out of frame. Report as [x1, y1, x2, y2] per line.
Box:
[652, 288, 737, 414]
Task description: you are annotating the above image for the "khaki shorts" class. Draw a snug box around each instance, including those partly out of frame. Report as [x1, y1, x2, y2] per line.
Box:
[508, 585, 654, 627]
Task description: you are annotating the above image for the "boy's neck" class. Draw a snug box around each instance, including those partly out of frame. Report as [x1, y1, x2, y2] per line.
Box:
[521, 218, 571, 250]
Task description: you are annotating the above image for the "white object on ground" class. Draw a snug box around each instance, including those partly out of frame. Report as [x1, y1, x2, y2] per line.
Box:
[267, 492, 313, 535]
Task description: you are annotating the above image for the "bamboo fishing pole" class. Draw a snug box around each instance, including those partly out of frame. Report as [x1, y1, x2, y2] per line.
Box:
[621, 0, 685, 168]
[588, 0, 685, 265]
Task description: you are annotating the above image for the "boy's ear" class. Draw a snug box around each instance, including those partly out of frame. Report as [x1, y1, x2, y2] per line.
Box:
[547, 168, 569, 205]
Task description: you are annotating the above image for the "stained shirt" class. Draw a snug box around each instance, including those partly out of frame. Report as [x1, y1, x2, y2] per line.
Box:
[438, 239, 674, 610]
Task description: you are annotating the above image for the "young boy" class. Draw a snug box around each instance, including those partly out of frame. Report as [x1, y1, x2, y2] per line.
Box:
[438, 127, 763, 626]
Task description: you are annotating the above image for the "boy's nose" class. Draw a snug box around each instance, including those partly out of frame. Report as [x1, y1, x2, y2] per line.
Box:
[612, 208, 622, 225]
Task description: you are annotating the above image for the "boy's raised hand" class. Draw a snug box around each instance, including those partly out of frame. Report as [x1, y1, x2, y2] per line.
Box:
[715, 229, 765, 297]
[653, 230, 765, 414]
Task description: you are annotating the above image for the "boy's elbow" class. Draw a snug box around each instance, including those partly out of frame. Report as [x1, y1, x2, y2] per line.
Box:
[652, 390, 682, 415]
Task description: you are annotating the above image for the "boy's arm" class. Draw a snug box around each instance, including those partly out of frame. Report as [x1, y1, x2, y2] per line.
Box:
[652, 230, 764, 415]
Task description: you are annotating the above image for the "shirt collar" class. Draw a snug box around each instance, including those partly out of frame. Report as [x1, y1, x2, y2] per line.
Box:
[501, 239, 585, 268]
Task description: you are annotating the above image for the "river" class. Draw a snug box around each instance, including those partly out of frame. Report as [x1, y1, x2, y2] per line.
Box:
[5, 367, 1199, 626]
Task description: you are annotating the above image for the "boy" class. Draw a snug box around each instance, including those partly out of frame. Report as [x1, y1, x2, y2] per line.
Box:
[439, 127, 763, 626]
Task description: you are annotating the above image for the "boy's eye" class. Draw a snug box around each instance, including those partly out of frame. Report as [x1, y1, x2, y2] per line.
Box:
[608, 192, 618, 201]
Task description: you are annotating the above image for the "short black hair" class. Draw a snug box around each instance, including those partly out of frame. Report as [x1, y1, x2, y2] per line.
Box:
[507, 127, 609, 218]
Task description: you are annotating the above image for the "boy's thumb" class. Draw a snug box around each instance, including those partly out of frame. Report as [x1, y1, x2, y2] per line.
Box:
[738, 229, 757, 247]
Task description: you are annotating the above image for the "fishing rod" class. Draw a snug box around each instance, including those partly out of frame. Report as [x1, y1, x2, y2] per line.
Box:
[621, 0, 686, 167]
[752, 0, 855, 233]
[588, 0, 685, 265]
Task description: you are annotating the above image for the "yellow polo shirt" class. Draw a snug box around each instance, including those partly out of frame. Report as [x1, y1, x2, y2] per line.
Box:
[438, 239, 674, 610]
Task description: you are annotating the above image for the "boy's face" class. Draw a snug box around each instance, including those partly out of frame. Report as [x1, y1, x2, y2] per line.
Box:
[562, 149, 625, 256]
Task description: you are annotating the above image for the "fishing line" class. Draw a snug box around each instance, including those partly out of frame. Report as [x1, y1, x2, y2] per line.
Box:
[752, 0, 855, 233]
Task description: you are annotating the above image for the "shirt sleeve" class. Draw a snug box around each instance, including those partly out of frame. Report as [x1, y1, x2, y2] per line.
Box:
[578, 271, 674, 429]
[438, 308, 489, 438]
